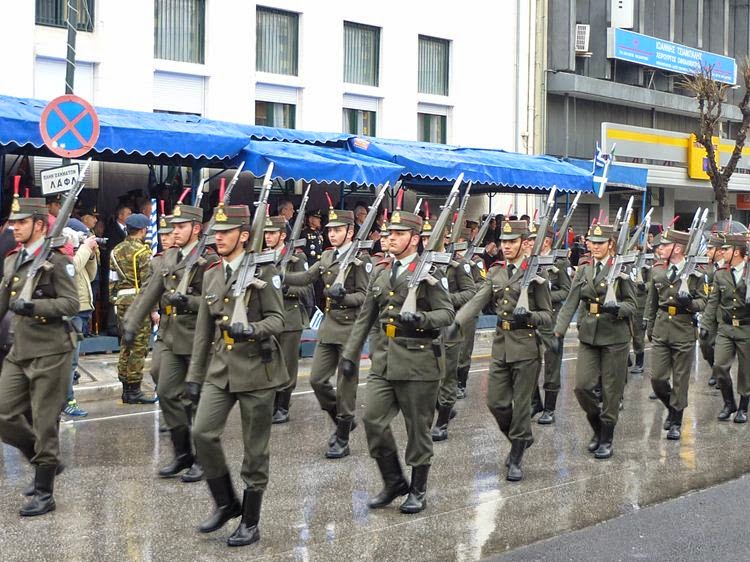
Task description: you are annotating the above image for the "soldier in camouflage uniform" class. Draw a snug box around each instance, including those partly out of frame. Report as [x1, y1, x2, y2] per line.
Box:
[263, 215, 311, 424]
[703, 233, 750, 422]
[0, 196, 79, 516]
[341, 210, 454, 514]
[109, 213, 157, 404]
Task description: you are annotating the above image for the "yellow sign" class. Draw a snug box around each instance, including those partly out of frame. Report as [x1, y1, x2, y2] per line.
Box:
[687, 133, 719, 180]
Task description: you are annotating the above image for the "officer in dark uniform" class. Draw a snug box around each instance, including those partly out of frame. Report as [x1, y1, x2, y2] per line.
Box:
[453, 220, 552, 481]
[0, 195, 79, 516]
[301, 209, 325, 267]
[341, 210, 454, 514]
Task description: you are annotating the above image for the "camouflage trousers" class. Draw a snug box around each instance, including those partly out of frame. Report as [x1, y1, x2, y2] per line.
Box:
[116, 301, 151, 384]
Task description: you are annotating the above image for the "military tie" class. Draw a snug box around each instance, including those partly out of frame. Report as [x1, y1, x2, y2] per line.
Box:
[668, 265, 677, 283]
[595, 262, 602, 277]
[390, 260, 401, 285]
[507, 264, 515, 277]
[731, 267, 737, 286]
[225, 265, 233, 283]
[177, 249, 184, 263]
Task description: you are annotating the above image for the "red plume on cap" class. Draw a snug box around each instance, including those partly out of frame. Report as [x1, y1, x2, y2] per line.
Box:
[25, 188, 30, 198]
[178, 187, 191, 204]
[382, 208, 388, 222]
[325, 192, 334, 210]
[395, 188, 404, 211]
[667, 215, 679, 228]
[597, 209, 605, 224]
[591, 217, 598, 225]
[506, 203, 513, 216]
[532, 208, 539, 221]
[160, 200, 166, 215]
[218, 178, 226, 204]
[13, 175, 20, 197]
[424, 201, 431, 220]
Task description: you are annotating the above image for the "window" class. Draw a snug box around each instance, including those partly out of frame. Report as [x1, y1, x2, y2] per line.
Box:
[256, 101, 296, 128]
[418, 113, 447, 144]
[343, 22, 380, 86]
[154, 0, 205, 64]
[418, 35, 450, 96]
[153, 71, 205, 115]
[256, 7, 299, 76]
[36, 0, 95, 32]
[343, 108, 376, 136]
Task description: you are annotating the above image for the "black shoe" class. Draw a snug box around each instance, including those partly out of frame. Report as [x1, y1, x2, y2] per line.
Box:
[123, 382, 158, 404]
[456, 366, 469, 400]
[326, 417, 352, 459]
[273, 391, 292, 424]
[368, 454, 409, 509]
[708, 376, 717, 386]
[431, 404, 453, 442]
[594, 422, 615, 459]
[272, 408, 290, 424]
[629, 352, 644, 374]
[530, 387, 544, 418]
[648, 392, 657, 400]
[718, 384, 738, 421]
[586, 413, 602, 453]
[181, 463, 204, 483]
[227, 489, 262, 547]
[23, 463, 64, 497]
[399, 465, 429, 514]
[666, 410, 683, 440]
[734, 396, 749, 423]
[506, 439, 527, 482]
[159, 427, 194, 478]
[663, 408, 674, 431]
[538, 391, 558, 425]
[20, 465, 57, 517]
[199, 473, 242, 533]
[456, 385, 466, 400]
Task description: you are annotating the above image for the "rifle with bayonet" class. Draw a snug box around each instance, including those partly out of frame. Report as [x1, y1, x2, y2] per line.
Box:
[192, 177, 207, 207]
[15, 158, 91, 305]
[413, 198, 423, 214]
[446, 181, 472, 253]
[174, 162, 246, 296]
[227, 163, 276, 339]
[398, 173, 463, 317]
[553, 191, 581, 259]
[676, 207, 710, 299]
[513, 187, 558, 316]
[627, 207, 655, 286]
[466, 212, 495, 259]
[279, 184, 311, 277]
[327, 181, 394, 297]
[603, 196, 636, 307]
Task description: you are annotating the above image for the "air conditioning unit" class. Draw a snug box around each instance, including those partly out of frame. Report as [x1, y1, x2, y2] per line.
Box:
[575, 24, 591, 56]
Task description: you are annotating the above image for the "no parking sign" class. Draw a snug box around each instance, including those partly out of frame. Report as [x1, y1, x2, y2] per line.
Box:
[39, 94, 100, 158]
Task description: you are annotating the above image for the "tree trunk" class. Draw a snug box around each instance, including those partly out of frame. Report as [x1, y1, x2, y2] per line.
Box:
[713, 176, 731, 220]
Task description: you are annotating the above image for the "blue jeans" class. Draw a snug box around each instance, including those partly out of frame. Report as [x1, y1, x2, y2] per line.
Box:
[67, 311, 92, 402]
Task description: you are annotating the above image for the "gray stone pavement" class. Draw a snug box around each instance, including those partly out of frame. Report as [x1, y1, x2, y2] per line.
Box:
[0, 331, 746, 561]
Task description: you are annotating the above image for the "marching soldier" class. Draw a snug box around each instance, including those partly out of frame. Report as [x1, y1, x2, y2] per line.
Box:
[644, 228, 706, 439]
[702, 232, 750, 422]
[341, 210, 454, 513]
[186, 204, 287, 547]
[422, 220, 475, 441]
[554, 222, 638, 459]
[530, 223, 571, 425]
[0, 195, 79, 516]
[629, 236, 650, 376]
[123, 202, 216, 482]
[452, 219, 552, 481]
[264, 215, 311, 424]
[109, 213, 158, 404]
[699, 232, 725, 386]
[284, 207, 369, 459]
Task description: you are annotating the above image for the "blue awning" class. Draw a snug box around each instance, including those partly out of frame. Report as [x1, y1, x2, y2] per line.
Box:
[566, 158, 648, 191]
[236, 140, 404, 186]
[235, 124, 353, 146]
[348, 137, 595, 193]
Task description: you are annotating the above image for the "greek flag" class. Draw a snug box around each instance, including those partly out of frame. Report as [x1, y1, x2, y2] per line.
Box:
[592, 143, 616, 199]
[147, 198, 158, 255]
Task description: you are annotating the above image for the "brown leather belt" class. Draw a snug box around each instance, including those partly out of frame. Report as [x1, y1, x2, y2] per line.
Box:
[382, 325, 439, 339]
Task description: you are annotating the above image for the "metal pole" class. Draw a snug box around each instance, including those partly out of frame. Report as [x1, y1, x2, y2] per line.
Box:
[191, 165, 201, 204]
[63, 0, 78, 167]
[0, 153, 5, 219]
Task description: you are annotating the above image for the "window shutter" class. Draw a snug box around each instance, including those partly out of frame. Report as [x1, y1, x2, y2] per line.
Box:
[153, 71, 205, 115]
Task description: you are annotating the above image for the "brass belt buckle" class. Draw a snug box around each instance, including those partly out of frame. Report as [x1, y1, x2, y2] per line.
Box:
[501, 320, 512, 331]
[222, 330, 235, 345]
[164, 304, 173, 315]
[732, 319, 741, 327]
[589, 303, 599, 314]
[385, 324, 396, 338]
[668, 306, 677, 316]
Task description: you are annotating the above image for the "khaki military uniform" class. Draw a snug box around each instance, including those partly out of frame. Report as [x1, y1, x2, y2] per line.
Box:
[147, 253, 169, 387]
[457, 256, 485, 393]
[110, 236, 152, 385]
[0, 248, 78, 467]
[537, 255, 571, 396]
[188, 261, 286, 490]
[698, 262, 719, 369]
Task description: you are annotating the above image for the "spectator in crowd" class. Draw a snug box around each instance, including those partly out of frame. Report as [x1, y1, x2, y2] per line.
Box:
[278, 199, 295, 236]
[354, 204, 368, 229]
[46, 194, 62, 217]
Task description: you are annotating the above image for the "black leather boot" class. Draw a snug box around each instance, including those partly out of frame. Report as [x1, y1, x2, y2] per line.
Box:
[594, 422, 615, 459]
[629, 352, 644, 374]
[368, 454, 409, 508]
[530, 386, 544, 418]
[325, 407, 338, 447]
[24, 463, 64, 497]
[538, 391, 558, 425]
[586, 413, 602, 453]
[272, 391, 291, 424]
[431, 404, 453, 442]
[123, 382, 158, 404]
[456, 366, 469, 399]
[159, 427, 194, 478]
[667, 409, 683, 440]
[734, 396, 749, 423]
[199, 473, 242, 533]
[227, 489, 262, 547]
[181, 462, 204, 483]
[506, 439, 527, 482]
[663, 407, 674, 431]
[20, 465, 57, 516]
[399, 465, 429, 514]
[718, 383, 738, 421]
[326, 416, 352, 459]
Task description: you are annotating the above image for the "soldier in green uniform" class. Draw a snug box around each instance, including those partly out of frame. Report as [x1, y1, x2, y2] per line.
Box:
[554, 222, 638, 459]
[124, 203, 216, 481]
[529, 223, 571, 425]
[263, 215, 311, 424]
[703, 233, 750, 422]
[186, 204, 287, 547]
[421, 220, 475, 441]
[699, 233, 724, 386]
[453, 220, 552, 481]
[0, 196, 79, 516]
[629, 236, 649, 376]
[283, 208, 369, 459]
[644, 228, 707, 439]
[109, 213, 158, 404]
[341, 210, 454, 513]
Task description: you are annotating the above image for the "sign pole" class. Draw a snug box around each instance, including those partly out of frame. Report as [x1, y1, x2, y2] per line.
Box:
[63, 0, 78, 166]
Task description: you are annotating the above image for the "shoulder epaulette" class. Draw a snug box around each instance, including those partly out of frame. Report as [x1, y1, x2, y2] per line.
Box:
[653, 261, 667, 268]
[6, 246, 20, 257]
[489, 260, 505, 269]
[206, 259, 222, 271]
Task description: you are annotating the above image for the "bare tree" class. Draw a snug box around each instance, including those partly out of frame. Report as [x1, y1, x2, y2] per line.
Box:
[681, 59, 750, 220]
